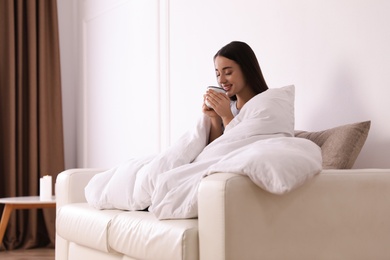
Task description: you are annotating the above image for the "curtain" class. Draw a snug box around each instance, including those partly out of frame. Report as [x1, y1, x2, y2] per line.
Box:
[0, 0, 64, 250]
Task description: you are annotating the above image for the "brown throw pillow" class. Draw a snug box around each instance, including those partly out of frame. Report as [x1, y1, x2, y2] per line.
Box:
[295, 121, 371, 169]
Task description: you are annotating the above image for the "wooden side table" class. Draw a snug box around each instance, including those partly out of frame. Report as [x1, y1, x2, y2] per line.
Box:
[0, 196, 56, 244]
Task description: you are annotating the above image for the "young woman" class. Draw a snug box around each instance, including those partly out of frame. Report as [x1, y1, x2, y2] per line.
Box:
[203, 41, 269, 143]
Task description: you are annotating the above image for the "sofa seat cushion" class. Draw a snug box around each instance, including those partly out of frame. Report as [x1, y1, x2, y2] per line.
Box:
[108, 211, 199, 260]
[56, 203, 123, 253]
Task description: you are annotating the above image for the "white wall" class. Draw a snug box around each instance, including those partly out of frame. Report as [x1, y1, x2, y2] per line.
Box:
[57, 0, 77, 169]
[58, 0, 390, 169]
[58, 0, 162, 168]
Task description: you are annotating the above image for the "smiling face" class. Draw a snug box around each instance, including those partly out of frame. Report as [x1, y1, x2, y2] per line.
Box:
[214, 55, 248, 98]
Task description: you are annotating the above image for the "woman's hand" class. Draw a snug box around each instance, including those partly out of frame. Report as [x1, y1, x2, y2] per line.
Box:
[203, 90, 234, 126]
[202, 98, 219, 118]
[203, 90, 230, 116]
[202, 90, 234, 143]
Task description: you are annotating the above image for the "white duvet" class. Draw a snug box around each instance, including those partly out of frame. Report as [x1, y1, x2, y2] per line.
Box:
[85, 85, 322, 219]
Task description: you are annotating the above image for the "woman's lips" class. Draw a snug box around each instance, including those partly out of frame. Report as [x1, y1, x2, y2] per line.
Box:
[222, 85, 232, 91]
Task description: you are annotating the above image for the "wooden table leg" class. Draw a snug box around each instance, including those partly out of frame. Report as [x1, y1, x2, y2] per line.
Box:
[0, 201, 56, 246]
[0, 204, 14, 244]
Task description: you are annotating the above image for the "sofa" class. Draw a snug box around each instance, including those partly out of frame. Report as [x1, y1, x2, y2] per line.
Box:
[55, 121, 390, 259]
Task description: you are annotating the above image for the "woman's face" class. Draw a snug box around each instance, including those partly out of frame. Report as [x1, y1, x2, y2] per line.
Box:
[214, 55, 247, 98]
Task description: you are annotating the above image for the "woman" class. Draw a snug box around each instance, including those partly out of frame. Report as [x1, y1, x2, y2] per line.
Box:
[203, 41, 269, 143]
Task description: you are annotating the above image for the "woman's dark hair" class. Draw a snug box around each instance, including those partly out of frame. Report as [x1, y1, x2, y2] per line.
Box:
[214, 41, 268, 100]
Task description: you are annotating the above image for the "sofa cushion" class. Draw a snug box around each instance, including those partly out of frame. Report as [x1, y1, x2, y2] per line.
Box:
[108, 211, 198, 260]
[295, 121, 370, 169]
[56, 203, 123, 253]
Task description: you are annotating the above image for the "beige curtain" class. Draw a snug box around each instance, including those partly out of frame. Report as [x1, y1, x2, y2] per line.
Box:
[0, 0, 64, 250]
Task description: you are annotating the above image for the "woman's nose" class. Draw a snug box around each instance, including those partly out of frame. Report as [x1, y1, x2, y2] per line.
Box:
[218, 74, 226, 84]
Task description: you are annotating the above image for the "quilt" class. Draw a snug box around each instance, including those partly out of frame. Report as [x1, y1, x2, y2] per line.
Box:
[85, 85, 322, 219]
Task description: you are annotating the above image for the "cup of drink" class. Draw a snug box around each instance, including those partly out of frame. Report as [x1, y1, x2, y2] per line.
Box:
[205, 86, 226, 108]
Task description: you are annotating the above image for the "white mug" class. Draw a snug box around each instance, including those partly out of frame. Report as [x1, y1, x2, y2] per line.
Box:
[205, 86, 226, 108]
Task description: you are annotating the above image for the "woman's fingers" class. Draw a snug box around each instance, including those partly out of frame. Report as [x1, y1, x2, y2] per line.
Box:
[206, 90, 227, 106]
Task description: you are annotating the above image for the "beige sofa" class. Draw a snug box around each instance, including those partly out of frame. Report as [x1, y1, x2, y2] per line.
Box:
[55, 168, 390, 260]
[56, 121, 390, 259]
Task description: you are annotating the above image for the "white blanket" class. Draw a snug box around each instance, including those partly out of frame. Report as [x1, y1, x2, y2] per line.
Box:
[85, 85, 322, 219]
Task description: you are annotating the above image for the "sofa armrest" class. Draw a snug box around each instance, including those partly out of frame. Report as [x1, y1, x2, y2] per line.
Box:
[198, 169, 390, 260]
[55, 168, 106, 208]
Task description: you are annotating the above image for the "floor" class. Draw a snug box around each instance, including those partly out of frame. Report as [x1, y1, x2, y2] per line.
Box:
[0, 248, 54, 260]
